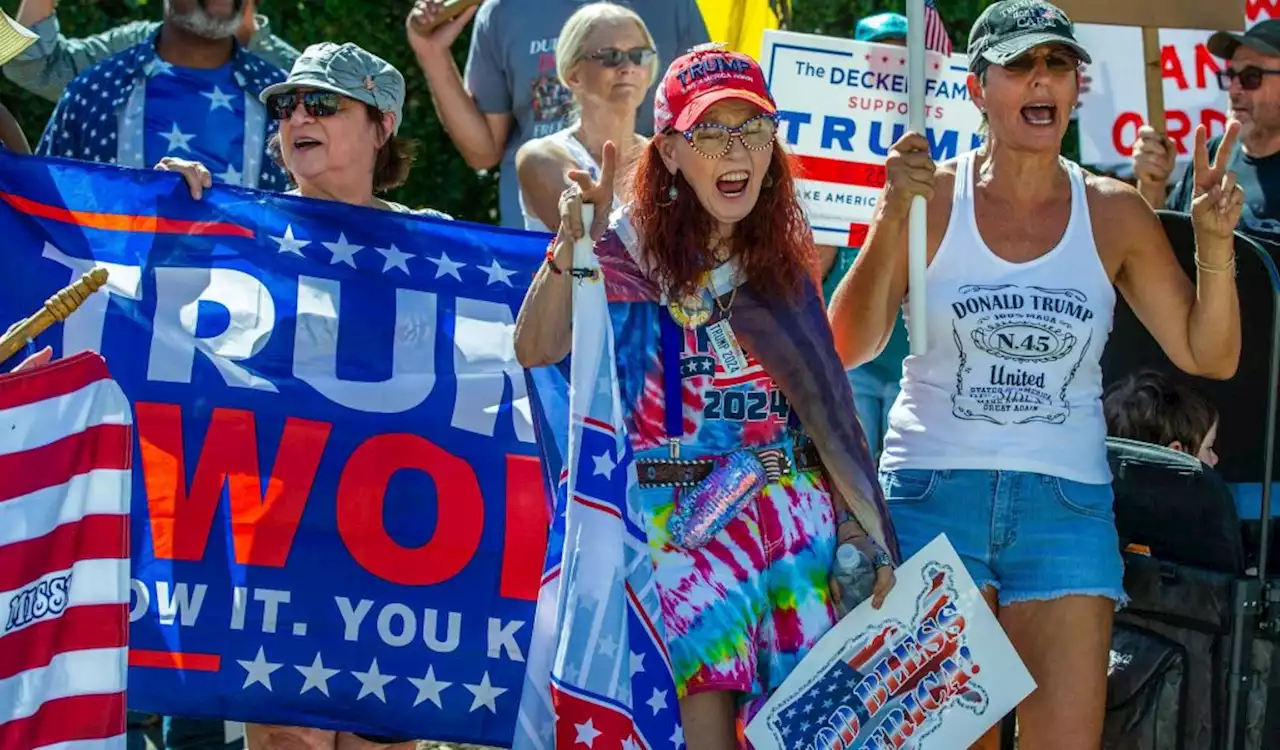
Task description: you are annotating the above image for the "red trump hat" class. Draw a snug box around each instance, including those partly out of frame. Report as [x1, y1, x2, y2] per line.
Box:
[654, 44, 777, 133]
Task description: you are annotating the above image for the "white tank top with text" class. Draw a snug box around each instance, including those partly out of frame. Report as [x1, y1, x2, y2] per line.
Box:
[880, 150, 1115, 484]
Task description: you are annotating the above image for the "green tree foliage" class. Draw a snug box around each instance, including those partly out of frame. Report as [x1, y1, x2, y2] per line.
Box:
[0, 0, 1079, 222]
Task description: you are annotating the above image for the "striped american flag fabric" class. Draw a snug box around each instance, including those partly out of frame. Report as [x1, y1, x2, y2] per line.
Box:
[924, 0, 954, 55]
[514, 233, 681, 750]
[0, 352, 131, 749]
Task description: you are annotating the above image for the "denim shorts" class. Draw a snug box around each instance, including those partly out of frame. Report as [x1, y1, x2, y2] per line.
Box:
[880, 469, 1127, 608]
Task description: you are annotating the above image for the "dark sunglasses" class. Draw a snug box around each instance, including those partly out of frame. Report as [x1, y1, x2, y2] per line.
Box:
[1001, 51, 1081, 75]
[1218, 66, 1280, 91]
[266, 90, 341, 120]
[584, 47, 655, 68]
[673, 113, 779, 159]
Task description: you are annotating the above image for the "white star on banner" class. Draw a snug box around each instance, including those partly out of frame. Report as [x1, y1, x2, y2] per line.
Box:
[592, 451, 616, 479]
[622, 737, 640, 750]
[323, 233, 364, 267]
[162, 122, 195, 152]
[408, 665, 452, 709]
[219, 164, 242, 186]
[376, 244, 412, 274]
[352, 658, 395, 702]
[630, 651, 645, 676]
[427, 251, 466, 281]
[670, 725, 684, 748]
[464, 672, 507, 713]
[272, 225, 310, 256]
[295, 652, 339, 697]
[480, 258, 515, 286]
[597, 634, 617, 656]
[646, 688, 668, 715]
[237, 647, 282, 690]
[202, 85, 234, 112]
[574, 719, 602, 747]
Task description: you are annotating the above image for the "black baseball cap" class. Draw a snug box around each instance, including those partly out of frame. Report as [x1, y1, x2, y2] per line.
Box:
[1208, 20, 1280, 61]
[967, 0, 1092, 71]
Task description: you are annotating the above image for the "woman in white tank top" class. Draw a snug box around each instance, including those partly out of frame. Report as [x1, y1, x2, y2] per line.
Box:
[828, 2, 1244, 748]
[514, 2, 654, 233]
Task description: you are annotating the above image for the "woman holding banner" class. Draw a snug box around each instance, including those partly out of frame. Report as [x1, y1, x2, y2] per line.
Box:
[514, 44, 898, 749]
[829, 0, 1243, 746]
[161, 40, 440, 750]
[514, 2, 656, 232]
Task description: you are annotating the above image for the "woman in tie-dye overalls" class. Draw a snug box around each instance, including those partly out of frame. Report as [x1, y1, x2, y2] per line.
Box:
[515, 45, 899, 749]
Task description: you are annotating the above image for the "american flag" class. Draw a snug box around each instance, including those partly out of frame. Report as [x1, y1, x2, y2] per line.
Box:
[514, 231, 682, 749]
[924, 0, 954, 55]
[0, 352, 131, 749]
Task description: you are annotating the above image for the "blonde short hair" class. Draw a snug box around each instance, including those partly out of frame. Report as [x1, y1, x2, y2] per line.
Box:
[555, 2, 660, 91]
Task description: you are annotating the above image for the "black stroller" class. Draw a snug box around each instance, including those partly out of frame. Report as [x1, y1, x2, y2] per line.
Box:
[1091, 211, 1280, 750]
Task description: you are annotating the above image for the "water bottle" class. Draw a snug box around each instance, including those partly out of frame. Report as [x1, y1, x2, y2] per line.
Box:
[833, 543, 876, 615]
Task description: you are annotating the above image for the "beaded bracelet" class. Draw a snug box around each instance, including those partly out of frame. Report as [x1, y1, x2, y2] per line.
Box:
[545, 248, 600, 280]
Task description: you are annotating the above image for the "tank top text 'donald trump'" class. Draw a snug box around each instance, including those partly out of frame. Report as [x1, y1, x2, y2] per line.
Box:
[881, 150, 1115, 485]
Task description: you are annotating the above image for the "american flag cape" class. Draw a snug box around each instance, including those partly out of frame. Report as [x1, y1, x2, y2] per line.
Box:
[515, 232, 682, 750]
[0, 352, 131, 749]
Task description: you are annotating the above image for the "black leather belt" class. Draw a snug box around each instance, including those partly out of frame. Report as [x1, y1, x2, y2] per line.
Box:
[636, 440, 823, 488]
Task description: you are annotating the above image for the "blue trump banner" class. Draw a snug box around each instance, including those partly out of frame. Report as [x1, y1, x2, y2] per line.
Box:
[0, 152, 555, 745]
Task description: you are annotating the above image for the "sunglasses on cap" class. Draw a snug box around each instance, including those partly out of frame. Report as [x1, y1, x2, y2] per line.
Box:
[1218, 66, 1280, 91]
[584, 46, 655, 68]
[672, 113, 779, 159]
[266, 90, 342, 120]
[1000, 50, 1081, 75]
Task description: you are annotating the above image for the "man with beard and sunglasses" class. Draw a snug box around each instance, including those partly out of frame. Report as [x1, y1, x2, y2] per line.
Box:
[34, 0, 289, 192]
[4, 0, 297, 103]
[1132, 20, 1280, 245]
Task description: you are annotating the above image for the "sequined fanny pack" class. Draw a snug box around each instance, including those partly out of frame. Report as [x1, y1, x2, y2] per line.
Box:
[666, 449, 767, 549]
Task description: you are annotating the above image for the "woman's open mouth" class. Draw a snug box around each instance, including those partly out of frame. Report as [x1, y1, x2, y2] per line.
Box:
[1021, 104, 1057, 127]
[716, 170, 750, 198]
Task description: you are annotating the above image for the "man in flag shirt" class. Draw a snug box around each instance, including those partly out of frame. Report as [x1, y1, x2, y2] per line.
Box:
[515, 45, 898, 749]
[36, 0, 287, 191]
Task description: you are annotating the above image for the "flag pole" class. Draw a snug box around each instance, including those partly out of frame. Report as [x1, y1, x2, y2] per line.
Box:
[905, 0, 928, 356]
[0, 267, 108, 366]
[572, 205, 597, 271]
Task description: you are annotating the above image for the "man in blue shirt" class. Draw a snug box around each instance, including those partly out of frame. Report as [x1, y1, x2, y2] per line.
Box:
[36, 0, 287, 192]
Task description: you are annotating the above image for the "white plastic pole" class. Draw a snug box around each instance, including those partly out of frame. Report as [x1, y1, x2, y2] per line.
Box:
[572, 204, 597, 270]
[905, 0, 929, 356]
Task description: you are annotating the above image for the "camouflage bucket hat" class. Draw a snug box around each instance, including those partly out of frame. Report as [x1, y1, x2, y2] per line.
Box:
[260, 42, 406, 133]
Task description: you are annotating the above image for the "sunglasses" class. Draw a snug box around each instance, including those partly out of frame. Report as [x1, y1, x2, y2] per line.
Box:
[1001, 51, 1081, 75]
[674, 113, 779, 159]
[1218, 66, 1280, 91]
[266, 91, 341, 120]
[584, 47, 656, 68]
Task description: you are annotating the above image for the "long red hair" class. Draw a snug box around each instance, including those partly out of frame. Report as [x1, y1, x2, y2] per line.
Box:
[630, 140, 817, 302]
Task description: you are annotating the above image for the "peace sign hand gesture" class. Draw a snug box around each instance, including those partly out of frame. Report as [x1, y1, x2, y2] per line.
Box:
[1190, 121, 1246, 245]
[550, 141, 617, 269]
